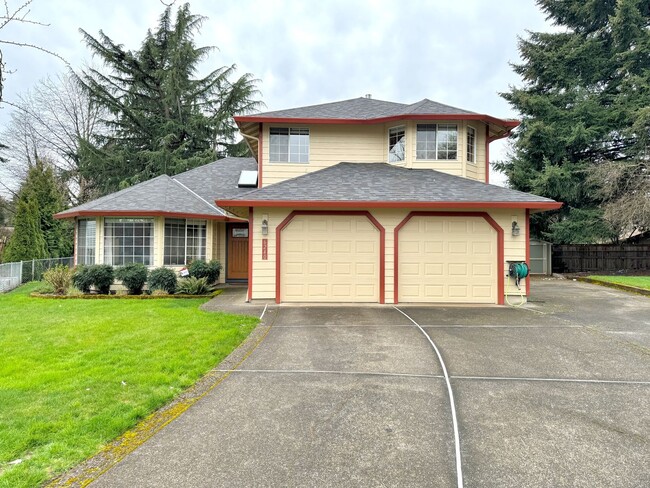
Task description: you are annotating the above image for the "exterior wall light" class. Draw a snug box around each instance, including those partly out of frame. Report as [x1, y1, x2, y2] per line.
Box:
[511, 221, 521, 237]
[261, 215, 269, 236]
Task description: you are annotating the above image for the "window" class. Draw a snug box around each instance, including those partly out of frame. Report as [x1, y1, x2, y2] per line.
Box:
[467, 126, 476, 163]
[388, 126, 406, 163]
[77, 219, 96, 265]
[416, 124, 458, 160]
[103, 218, 153, 266]
[269, 128, 309, 163]
[164, 218, 207, 265]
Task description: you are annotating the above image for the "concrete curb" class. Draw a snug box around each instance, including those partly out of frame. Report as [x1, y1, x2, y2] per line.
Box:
[576, 277, 650, 297]
[45, 316, 273, 488]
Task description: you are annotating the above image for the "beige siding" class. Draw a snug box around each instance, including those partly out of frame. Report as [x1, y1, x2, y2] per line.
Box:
[261, 120, 489, 186]
[250, 207, 527, 303]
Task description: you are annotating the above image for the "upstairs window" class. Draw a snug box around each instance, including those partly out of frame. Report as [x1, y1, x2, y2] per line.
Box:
[467, 126, 476, 163]
[269, 128, 309, 163]
[388, 126, 406, 163]
[416, 124, 458, 160]
[164, 218, 207, 266]
[77, 219, 96, 265]
[104, 218, 153, 266]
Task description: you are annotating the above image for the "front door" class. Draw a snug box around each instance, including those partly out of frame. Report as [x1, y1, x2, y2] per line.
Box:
[227, 223, 249, 281]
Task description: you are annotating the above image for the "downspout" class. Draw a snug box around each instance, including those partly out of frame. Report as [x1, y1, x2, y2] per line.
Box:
[485, 126, 515, 184]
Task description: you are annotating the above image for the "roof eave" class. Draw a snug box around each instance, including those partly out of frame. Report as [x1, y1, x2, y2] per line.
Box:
[214, 200, 562, 211]
[234, 113, 520, 128]
[54, 210, 234, 220]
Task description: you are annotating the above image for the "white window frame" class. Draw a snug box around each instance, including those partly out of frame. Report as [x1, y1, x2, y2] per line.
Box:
[76, 218, 96, 265]
[416, 123, 458, 161]
[269, 127, 310, 163]
[164, 218, 207, 266]
[467, 125, 477, 164]
[103, 218, 154, 266]
[388, 126, 406, 163]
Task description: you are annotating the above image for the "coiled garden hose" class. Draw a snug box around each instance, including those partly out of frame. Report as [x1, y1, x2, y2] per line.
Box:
[505, 262, 529, 307]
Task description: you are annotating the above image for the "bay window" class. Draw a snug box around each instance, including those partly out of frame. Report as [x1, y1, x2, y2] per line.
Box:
[388, 126, 406, 163]
[164, 218, 207, 265]
[77, 218, 96, 265]
[103, 218, 153, 266]
[416, 124, 458, 160]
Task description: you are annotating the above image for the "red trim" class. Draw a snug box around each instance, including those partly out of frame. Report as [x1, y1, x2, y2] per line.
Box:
[236, 113, 520, 129]
[248, 207, 253, 301]
[525, 209, 530, 296]
[275, 210, 385, 304]
[485, 124, 490, 184]
[216, 199, 563, 211]
[393, 212, 505, 305]
[73, 219, 78, 266]
[54, 210, 229, 221]
[258, 122, 263, 188]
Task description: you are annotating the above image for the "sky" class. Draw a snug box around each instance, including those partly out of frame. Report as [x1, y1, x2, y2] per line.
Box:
[0, 0, 555, 195]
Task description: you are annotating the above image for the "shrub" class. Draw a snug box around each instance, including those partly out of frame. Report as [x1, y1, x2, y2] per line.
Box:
[176, 276, 215, 295]
[115, 263, 148, 295]
[72, 266, 93, 293]
[150, 289, 169, 296]
[43, 265, 73, 295]
[148, 267, 178, 294]
[66, 286, 84, 297]
[187, 259, 222, 284]
[87, 264, 114, 294]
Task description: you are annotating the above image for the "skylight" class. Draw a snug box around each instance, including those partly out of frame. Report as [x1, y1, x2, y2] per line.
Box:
[238, 170, 258, 188]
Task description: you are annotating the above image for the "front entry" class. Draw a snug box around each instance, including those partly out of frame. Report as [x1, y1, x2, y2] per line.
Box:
[226, 223, 249, 281]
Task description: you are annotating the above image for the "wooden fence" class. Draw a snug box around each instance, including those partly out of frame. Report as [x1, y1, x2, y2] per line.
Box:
[552, 244, 650, 273]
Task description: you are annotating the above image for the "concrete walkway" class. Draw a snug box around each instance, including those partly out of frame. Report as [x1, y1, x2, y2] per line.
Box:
[86, 279, 649, 487]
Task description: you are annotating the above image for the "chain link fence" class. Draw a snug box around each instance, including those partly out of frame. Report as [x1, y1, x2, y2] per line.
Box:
[0, 257, 74, 293]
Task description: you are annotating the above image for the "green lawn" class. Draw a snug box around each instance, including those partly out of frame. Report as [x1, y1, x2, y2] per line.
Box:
[588, 275, 650, 290]
[0, 283, 258, 488]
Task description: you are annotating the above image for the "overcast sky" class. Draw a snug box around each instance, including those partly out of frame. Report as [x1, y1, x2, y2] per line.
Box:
[0, 0, 554, 195]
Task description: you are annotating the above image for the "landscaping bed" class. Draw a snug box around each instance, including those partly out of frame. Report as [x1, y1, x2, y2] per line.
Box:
[0, 283, 258, 487]
[30, 289, 223, 299]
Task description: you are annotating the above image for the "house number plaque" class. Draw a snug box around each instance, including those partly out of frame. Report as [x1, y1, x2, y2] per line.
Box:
[262, 239, 268, 260]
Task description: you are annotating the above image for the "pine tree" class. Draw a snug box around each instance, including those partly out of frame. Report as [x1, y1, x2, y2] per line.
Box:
[3, 196, 47, 262]
[498, 0, 650, 243]
[77, 3, 261, 194]
[2, 159, 72, 262]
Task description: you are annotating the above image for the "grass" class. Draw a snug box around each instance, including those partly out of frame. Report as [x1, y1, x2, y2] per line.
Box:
[0, 283, 258, 488]
[588, 275, 650, 290]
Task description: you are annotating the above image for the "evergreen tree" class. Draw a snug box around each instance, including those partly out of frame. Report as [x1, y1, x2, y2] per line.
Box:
[77, 3, 261, 194]
[3, 159, 72, 261]
[498, 0, 650, 243]
[3, 196, 47, 262]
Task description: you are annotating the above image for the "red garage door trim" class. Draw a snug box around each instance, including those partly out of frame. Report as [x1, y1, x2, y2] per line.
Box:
[275, 210, 386, 304]
[394, 211, 504, 305]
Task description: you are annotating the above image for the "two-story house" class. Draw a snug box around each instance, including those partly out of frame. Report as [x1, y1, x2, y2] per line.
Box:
[56, 97, 561, 304]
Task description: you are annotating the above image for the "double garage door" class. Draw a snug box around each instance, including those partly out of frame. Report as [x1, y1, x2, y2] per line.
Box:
[279, 214, 497, 304]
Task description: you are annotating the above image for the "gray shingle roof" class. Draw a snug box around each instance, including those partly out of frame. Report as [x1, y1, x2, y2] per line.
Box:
[56, 157, 258, 218]
[251, 97, 476, 120]
[222, 163, 557, 205]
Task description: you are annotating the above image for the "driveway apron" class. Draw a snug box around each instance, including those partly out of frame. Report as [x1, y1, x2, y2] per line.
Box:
[91, 307, 457, 487]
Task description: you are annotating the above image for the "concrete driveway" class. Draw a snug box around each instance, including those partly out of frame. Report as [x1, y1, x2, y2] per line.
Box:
[90, 279, 650, 487]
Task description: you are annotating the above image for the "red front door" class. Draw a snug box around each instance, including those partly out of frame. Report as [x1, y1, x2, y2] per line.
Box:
[227, 223, 249, 280]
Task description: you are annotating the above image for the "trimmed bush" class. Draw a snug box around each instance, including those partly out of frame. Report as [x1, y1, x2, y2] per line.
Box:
[148, 267, 178, 294]
[187, 259, 222, 284]
[87, 265, 114, 294]
[43, 265, 73, 295]
[33, 281, 55, 294]
[115, 263, 148, 295]
[176, 276, 215, 295]
[72, 266, 93, 293]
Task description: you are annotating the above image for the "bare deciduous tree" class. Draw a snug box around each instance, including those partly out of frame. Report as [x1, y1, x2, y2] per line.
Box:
[0, 72, 107, 204]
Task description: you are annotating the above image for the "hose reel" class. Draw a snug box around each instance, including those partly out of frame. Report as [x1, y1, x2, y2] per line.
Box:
[508, 261, 529, 290]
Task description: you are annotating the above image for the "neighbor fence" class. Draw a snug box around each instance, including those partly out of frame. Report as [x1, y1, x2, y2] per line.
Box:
[552, 245, 650, 273]
[0, 257, 73, 293]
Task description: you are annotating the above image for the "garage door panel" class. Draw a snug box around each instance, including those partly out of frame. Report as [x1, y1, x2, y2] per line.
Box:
[398, 216, 497, 303]
[281, 215, 379, 303]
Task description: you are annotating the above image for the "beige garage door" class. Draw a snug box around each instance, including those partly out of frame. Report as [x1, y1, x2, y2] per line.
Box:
[281, 215, 379, 302]
[398, 216, 497, 303]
